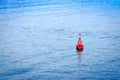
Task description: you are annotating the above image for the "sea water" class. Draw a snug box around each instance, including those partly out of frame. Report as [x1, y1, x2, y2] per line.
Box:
[0, 0, 120, 80]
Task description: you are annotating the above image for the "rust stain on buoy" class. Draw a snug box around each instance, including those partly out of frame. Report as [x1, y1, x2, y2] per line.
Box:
[76, 34, 84, 51]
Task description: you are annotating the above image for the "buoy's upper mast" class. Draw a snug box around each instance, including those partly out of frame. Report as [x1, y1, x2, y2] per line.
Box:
[78, 33, 82, 44]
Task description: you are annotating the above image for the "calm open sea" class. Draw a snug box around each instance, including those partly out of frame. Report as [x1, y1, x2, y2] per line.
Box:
[0, 0, 120, 80]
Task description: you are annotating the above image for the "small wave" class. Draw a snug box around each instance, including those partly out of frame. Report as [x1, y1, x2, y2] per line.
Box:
[0, 67, 33, 77]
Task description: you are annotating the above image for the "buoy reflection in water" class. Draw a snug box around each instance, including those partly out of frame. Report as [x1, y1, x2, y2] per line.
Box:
[76, 49, 83, 63]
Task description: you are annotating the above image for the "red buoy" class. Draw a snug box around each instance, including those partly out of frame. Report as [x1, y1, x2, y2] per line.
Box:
[76, 34, 84, 50]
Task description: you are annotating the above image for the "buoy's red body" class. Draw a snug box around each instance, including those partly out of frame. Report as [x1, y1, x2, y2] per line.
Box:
[76, 34, 84, 50]
[76, 44, 83, 50]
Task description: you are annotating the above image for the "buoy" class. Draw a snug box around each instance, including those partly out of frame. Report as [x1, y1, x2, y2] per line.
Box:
[76, 49, 83, 55]
[76, 34, 84, 50]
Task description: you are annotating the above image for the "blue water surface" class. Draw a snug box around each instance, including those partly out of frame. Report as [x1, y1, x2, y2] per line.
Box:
[0, 0, 120, 80]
